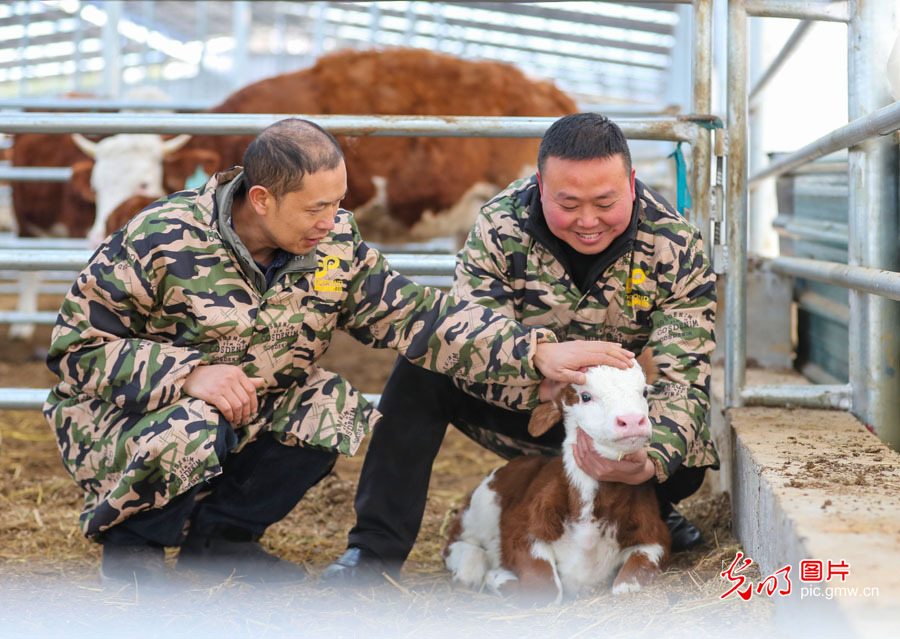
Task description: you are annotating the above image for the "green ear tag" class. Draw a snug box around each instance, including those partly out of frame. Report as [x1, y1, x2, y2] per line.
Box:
[185, 166, 210, 190]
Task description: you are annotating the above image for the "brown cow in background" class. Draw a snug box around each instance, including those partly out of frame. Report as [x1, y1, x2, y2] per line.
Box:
[9, 48, 575, 339]
[14, 48, 575, 243]
[158, 48, 576, 241]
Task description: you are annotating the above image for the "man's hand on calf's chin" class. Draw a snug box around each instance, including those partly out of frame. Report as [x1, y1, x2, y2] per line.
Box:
[572, 428, 655, 485]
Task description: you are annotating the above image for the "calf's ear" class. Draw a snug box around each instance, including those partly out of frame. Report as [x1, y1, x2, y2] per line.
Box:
[528, 402, 562, 437]
[635, 348, 660, 385]
[69, 161, 95, 202]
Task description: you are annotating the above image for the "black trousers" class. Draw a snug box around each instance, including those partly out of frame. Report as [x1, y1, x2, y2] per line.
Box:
[348, 356, 706, 561]
[102, 423, 337, 548]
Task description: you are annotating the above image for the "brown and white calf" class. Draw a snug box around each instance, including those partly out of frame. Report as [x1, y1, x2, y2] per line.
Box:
[443, 358, 670, 603]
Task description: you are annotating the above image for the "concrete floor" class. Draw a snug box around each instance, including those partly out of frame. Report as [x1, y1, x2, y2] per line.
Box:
[711, 367, 900, 638]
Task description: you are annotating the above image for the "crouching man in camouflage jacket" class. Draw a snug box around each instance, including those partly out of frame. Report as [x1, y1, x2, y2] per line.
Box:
[324, 113, 719, 584]
[44, 118, 632, 589]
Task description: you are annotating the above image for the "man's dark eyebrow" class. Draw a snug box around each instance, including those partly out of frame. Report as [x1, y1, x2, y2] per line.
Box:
[312, 191, 348, 207]
[557, 188, 617, 200]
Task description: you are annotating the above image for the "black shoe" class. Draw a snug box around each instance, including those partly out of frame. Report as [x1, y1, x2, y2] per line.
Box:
[664, 509, 704, 552]
[176, 528, 306, 585]
[319, 547, 397, 587]
[100, 543, 166, 590]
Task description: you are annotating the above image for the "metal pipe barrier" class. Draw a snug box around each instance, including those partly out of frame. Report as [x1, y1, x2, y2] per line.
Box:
[0, 388, 381, 411]
[691, 0, 714, 238]
[749, 99, 900, 186]
[0, 235, 456, 253]
[0, 1, 715, 413]
[0, 112, 701, 142]
[744, 0, 849, 21]
[0, 311, 59, 325]
[0, 167, 73, 182]
[741, 384, 853, 410]
[0, 249, 456, 275]
[769, 257, 900, 302]
[725, 0, 749, 410]
[771, 216, 848, 247]
[846, 0, 900, 446]
[0, 251, 455, 325]
[727, 0, 900, 447]
[748, 20, 813, 108]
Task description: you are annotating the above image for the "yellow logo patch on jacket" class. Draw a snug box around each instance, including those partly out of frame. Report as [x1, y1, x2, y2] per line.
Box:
[315, 255, 345, 292]
[626, 268, 650, 308]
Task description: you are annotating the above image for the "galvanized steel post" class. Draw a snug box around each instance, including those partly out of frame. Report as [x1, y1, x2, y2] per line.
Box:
[101, 0, 122, 98]
[692, 0, 714, 239]
[848, 0, 900, 448]
[725, 0, 749, 408]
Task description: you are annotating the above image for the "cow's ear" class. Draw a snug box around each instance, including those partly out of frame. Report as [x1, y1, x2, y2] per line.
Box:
[635, 348, 659, 385]
[69, 160, 95, 202]
[528, 401, 562, 437]
[163, 149, 221, 192]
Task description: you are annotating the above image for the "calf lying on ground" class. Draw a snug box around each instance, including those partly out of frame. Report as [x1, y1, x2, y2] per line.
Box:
[443, 356, 670, 604]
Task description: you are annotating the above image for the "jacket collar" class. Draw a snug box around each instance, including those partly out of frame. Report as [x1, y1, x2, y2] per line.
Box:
[199, 169, 319, 293]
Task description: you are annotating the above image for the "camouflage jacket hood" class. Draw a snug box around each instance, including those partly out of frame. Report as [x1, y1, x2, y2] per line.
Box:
[451, 175, 719, 480]
[44, 168, 553, 537]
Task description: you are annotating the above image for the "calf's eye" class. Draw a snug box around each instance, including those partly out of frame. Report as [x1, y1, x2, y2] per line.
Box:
[580, 392, 592, 403]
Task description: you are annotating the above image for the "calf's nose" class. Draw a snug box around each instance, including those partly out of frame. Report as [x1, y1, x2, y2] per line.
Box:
[614, 413, 650, 438]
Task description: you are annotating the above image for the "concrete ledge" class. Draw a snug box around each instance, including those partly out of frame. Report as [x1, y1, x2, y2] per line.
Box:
[729, 402, 900, 637]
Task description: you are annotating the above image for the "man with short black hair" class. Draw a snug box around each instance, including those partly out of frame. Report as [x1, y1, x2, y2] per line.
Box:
[324, 112, 719, 584]
[45, 118, 630, 589]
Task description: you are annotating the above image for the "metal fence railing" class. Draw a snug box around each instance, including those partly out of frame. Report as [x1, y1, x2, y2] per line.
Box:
[0, 0, 720, 416]
[726, 0, 900, 449]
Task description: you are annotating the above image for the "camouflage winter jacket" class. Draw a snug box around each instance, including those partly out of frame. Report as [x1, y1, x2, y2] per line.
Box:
[43, 168, 553, 536]
[451, 175, 719, 481]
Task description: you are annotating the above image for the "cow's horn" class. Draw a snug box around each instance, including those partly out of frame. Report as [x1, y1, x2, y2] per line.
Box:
[162, 134, 192, 155]
[72, 133, 98, 159]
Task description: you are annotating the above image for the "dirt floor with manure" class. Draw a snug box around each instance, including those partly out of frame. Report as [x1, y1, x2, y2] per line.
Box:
[0, 293, 778, 638]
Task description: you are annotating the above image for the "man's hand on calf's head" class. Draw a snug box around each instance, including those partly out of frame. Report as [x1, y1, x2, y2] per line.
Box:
[534, 340, 635, 385]
[183, 364, 266, 427]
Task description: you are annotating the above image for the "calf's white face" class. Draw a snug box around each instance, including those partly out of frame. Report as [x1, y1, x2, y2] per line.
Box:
[563, 363, 651, 460]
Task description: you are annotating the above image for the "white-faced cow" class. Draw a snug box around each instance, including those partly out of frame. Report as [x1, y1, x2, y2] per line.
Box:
[9, 48, 575, 339]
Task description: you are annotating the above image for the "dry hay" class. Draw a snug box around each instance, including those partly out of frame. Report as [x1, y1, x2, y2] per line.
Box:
[0, 297, 777, 637]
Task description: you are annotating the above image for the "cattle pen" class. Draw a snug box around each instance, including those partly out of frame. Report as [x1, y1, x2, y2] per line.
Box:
[1, 1, 899, 638]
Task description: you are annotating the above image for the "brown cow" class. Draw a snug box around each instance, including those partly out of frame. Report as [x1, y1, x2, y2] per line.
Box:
[167, 48, 576, 241]
[8, 90, 192, 339]
[9, 49, 574, 338]
[13, 48, 574, 244]
[10, 131, 94, 239]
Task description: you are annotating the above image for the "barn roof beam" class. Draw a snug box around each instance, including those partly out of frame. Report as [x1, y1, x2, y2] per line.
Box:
[334, 4, 672, 56]
[0, 97, 212, 111]
[0, 9, 73, 28]
[370, 1, 677, 37]
[0, 29, 101, 51]
[326, 25, 669, 72]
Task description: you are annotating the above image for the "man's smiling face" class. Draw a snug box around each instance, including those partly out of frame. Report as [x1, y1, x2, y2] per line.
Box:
[538, 154, 636, 255]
